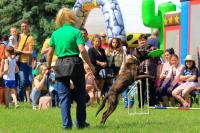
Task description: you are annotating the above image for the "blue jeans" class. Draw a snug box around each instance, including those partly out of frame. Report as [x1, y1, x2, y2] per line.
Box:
[50, 89, 60, 107]
[30, 88, 41, 107]
[56, 56, 87, 129]
[18, 63, 32, 101]
[122, 86, 135, 108]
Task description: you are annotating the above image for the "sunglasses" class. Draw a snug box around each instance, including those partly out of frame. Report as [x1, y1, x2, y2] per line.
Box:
[100, 36, 106, 38]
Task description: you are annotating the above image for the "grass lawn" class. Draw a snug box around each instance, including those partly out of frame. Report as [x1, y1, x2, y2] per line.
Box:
[0, 102, 200, 133]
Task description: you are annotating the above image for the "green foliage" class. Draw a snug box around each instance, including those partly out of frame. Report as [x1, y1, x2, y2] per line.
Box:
[0, 0, 76, 51]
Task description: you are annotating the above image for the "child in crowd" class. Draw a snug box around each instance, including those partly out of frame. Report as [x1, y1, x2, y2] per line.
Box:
[3, 46, 19, 108]
[30, 64, 48, 110]
[159, 54, 183, 107]
[8, 27, 18, 48]
[172, 55, 199, 107]
[84, 63, 100, 106]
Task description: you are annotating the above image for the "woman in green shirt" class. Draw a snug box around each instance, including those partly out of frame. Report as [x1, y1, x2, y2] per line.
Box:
[47, 7, 94, 129]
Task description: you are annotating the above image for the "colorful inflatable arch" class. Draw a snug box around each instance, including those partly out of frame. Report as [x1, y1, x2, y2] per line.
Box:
[73, 0, 126, 42]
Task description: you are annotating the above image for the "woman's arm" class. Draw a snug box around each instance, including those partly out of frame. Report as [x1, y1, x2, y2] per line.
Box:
[179, 75, 191, 82]
[34, 75, 46, 90]
[79, 45, 95, 73]
[186, 75, 197, 82]
[47, 46, 54, 69]
[170, 66, 184, 87]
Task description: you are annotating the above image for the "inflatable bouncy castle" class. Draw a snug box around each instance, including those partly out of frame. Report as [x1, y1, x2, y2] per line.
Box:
[142, 0, 200, 64]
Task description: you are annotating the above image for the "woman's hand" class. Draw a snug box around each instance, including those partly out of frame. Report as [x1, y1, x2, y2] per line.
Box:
[101, 62, 107, 68]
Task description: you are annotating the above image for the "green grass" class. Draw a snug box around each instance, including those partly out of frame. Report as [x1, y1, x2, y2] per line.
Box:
[0, 102, 200, 133]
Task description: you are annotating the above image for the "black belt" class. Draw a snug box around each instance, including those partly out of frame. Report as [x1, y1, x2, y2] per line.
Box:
[58, 54, 79, 59]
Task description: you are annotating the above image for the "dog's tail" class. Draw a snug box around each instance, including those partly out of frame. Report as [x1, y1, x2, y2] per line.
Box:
[96, 94, 108, 117]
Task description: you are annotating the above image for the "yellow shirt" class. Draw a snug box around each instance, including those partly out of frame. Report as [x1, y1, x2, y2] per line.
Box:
[17, 33, 34, 63]
[42, 38, 57, 64]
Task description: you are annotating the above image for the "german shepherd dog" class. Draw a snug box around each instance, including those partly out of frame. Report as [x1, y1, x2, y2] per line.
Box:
[96, 47, 154, 124]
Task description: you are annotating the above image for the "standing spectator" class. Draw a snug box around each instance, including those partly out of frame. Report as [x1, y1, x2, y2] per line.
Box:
[105, 38, 125, 77]
[99, 32, 109, 50]
[0, 36, 6, 104]
[15, 20, 34, 102]
[88, 35, 107, 95]
[41, 37, 57, 63]
[147, 29, 160, 48]
[136, 34, 159, 107]
[8, 27, 18, 48]
[30, 64, 48, 110]
[47, 7, 94, 129]
[80, 28, 92, 51]
[172, 55, 199, 107]
[3, 46, 19, 108]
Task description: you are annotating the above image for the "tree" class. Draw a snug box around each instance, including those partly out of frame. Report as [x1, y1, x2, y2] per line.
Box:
[0, 0, 76, 51]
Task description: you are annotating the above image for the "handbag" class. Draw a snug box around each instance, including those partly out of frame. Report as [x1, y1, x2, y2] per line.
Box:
[99, 68, 114, 79]
[55, 58, 75, 78]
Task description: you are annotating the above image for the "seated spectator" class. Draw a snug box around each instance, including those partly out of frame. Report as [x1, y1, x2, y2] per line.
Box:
[84, 63, 100, 106]
[157, 48, 174, 105]
[3, 46, 19, 108]
[30, 64, 48, 110]
[159, 54, 183, 107]
[172, 55, 199, 107]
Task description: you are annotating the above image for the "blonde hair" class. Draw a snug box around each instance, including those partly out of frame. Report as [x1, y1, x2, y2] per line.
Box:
[55, 7, 77, 28]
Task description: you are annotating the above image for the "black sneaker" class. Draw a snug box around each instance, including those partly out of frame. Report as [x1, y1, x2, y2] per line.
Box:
[77, 122, 90, 129]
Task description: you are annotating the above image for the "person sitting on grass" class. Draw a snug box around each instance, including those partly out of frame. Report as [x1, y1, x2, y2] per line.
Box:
[30, 64, 48, 110]
[172, 55, 199, 107]
[3, 46, 19, 108]
[159, 54, 183, 107]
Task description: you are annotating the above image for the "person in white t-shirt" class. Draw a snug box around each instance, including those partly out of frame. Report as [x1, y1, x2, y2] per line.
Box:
[3, 46, 19, 108]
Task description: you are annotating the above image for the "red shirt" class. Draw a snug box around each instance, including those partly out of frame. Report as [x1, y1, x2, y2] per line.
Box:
[0, 43, 5, 60]
[101, 43, 109, 49]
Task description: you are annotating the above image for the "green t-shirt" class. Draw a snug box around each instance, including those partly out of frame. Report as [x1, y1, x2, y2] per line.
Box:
[49, 24, 85, 57]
